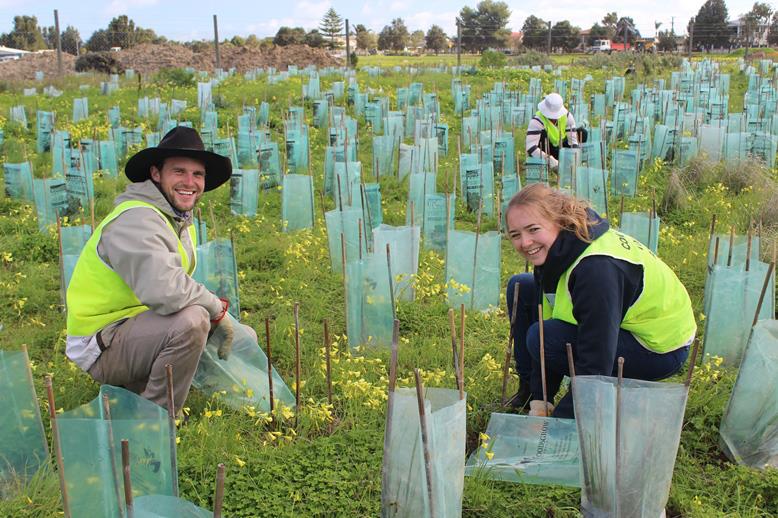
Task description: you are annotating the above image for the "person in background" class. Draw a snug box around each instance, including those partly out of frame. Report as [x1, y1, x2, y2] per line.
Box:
[525, 93, 579, 171]
[66, 127, 238, 414]
[503, 184, 696, 417]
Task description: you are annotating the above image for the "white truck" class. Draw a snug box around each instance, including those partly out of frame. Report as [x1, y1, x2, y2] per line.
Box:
[587, 40, 612, 53]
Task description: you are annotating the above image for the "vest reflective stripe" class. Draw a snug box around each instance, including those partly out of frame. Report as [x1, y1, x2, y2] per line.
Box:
[66, 201, 197, 337]
[536, 110, 568, 148]
[543, 229, 696, 353]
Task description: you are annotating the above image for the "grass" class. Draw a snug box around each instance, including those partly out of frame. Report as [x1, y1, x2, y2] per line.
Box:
[0, 56, 777, 517]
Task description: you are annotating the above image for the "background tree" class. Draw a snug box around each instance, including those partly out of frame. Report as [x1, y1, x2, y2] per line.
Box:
[768, 12, 778, 45]
[86, 15, 158, 51]
[409, 30, 425, 50]
[551, 21, 581, 52]
[458, 0, 511, 53]
[602, 12, 618, 40]
[587, 23, 610, 46]
[615, 16, 640, 44]
[354, 24, 372, 51]
[319, 7, 343, 49]
[425, 25, 448, 54]
[305, 29, 326, 48]
[693, 0, 729, 49]
[377, 18, 409, 52]
[742, 2, 773, 47]
[60, 26, 82, 54]
[1, 15, 47, 50]
[521, 15, 548, 50]
[273, 26, 306, 46]
[657, 30, 678, 51]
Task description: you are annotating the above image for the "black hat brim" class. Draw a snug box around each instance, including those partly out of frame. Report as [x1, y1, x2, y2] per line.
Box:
[125, 147, 232, 192]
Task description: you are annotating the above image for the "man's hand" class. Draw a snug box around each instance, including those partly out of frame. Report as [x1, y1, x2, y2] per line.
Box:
[528, 400, 555, 417]
[548, 156, 559, 170]
[210, 298, 234, 360]
[212, 316, 234, 360]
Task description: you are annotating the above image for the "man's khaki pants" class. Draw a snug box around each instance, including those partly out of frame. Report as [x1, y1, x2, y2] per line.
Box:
[88, 306, 210, 413]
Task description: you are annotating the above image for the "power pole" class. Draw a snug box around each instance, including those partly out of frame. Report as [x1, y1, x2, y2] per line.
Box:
[689, 18, 694, 58]
[213, 15, 221, 71]
[456, 19, 461, 69]
[547, 21, 552, 55]
[54, 9, 62, 76]
[345, 19, 350, 68]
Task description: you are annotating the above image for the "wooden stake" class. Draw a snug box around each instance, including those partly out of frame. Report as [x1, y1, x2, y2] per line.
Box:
[501, 283, 520, 405]
[685, 339, 701, 387]
[324, 319, 333, 433]
[293, 302, 301, 428]
[45, 376, 71, 518]
[459, 304, 465, 399]
[752, 262, 775, 327]
[381, 320, 400, 513]
[566, 343, 575, 379]
[265, 317, 274, 415]
[615, 357, 624, 518]
[213, 463, 225, 518]
[537, 304, 548, 416]
[448, 309, 463, 398]
[746, 229, 753, 272]
[102, 394, 125, 518]
[713, 237, 720, 265]
[121, 440, 134, 518]
[164, 364, 179, 496]
[414, 369, 437, 518]
[727, 226, 735, 267]
[386, 243, 397, 320]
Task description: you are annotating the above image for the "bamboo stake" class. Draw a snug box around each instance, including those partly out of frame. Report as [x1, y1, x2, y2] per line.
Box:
[386, 243, 397, 321]
[752, 262, 775, 328]
[615, 357, 624, 518]
[381, 320, 401, 513]
[293, 302, 301, 428]
[102, 394, 125, 518]
[685, 339, 701, 387]
[45, 376, 71, 518]
[469, 199, 483, 310]
[727, 226, 735, 267]
[414, 369, 437, 518]
[459, 304, 465, 399]
[324, 319, 333, 433]
[448, 309, 463, 397]
[265, 317, 275, 416]
[537, 304, 548, 416]
[500, 283, 520, 405]
[164, 364, 179, 497]
[121, 440, 134, 518]
[713, 237, 721, 265]
[213, 463, 225, 518]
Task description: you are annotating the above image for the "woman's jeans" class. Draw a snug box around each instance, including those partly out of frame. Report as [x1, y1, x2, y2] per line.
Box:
[506, 273, 689, 418]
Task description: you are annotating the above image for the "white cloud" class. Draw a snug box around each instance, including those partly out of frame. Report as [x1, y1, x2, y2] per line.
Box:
[103, 0, 159, 17]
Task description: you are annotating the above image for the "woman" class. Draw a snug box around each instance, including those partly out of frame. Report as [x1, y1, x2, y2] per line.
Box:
[504, 184, 696, 418]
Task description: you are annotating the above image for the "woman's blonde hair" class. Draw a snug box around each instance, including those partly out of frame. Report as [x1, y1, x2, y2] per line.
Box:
[506, 184, 594, 242]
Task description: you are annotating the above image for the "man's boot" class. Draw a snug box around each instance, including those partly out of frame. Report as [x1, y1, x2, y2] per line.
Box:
[505, 378, 532, 411]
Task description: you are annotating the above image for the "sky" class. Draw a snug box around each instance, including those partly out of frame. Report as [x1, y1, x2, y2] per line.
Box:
[0, 0, 769, 43]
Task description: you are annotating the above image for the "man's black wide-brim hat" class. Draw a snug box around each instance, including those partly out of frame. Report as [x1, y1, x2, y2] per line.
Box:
[125, 126, 232, 192]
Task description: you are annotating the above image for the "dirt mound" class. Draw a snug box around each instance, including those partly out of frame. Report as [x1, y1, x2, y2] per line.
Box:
[0, 43, 341, 82]
[117, 42, 340, 74]
[0, 51, 77, 82]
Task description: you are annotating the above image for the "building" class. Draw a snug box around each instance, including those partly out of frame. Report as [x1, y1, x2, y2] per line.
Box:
[728, 17, 770, 46]
[0, 45, 30, 61]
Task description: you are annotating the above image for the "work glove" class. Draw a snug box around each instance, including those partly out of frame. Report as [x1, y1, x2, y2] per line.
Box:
[528, 400, 555, 417]
[210, 299, 234, 360]
[548, 156, 559, 170]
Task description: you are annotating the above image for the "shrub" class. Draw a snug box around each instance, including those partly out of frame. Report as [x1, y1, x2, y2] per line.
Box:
[74, 52, 124, 74]
[479, 49, 507, 68]
[154, 67, 195, 87]
[509, 50, 551, 67]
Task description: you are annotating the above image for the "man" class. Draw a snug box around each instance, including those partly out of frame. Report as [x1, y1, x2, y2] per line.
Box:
[525, 93, 579, 170]
[66, 126, 235, 414]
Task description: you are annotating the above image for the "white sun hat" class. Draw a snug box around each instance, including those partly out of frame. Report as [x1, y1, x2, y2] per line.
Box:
[537, 93, 566, 119]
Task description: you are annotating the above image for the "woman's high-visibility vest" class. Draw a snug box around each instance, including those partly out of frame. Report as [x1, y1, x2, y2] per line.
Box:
[542, 229, 696, 353]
